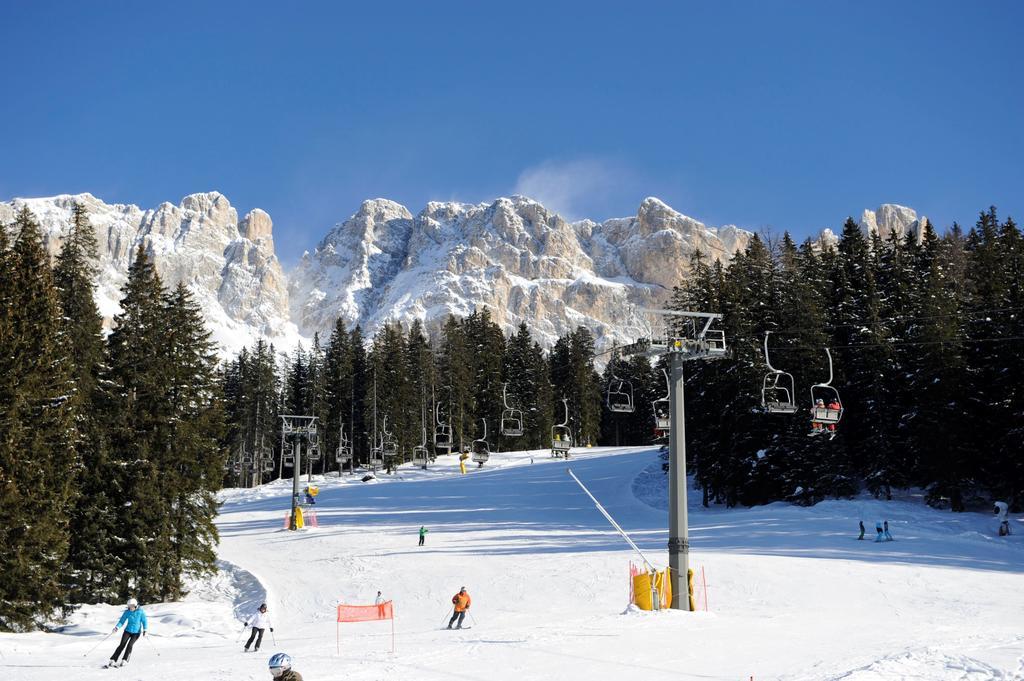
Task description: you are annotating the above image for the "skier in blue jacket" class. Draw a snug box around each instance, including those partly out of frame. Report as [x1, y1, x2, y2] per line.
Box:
[106, 598, 148, 668]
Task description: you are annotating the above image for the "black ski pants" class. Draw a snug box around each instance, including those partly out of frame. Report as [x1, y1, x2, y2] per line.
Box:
[245, 627, 265, 650]
[111, 630, 140, 662]
[419, 535, 425, 546]
[448, 610, 466, 628]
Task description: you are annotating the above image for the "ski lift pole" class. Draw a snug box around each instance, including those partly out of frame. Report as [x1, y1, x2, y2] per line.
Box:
[667, 351, 691, 611]
[567, 469, 656, 572]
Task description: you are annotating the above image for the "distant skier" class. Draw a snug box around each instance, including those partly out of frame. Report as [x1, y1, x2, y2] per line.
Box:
[244, 603, 273, 653]
[268, 652, 302, 680]
[419, 525, 429, 546]
[375, 590, 384, 605]
[106, 598, 147, 668]
[883, 520, 893, 541]
[874, 521, 884, 542]
[858, 520, 865, 540]
[995, 501, 1011, 536]
[447, 586, 471, 629]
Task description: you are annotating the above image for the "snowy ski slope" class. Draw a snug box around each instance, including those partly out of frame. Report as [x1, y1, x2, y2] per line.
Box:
[2, 446, 1023, 680]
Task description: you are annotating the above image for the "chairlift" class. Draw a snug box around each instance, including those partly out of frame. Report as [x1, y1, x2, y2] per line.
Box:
[335, 424, 352, 464]
[762, 331, 799, 414]
[472, 419, 490, 465]
[381, 415, 399, 459]
[434, 402, 452, 453]
[231, 460, 242, 474]
[499, 383, 524, 437]
[653, 369, 671, 431]
[412, 425, 429, 468]
[810, 348, 844, 427]
[606, 376, 635, 413]
[261, 458, 275, 474]
[307, 445, 322, 462]
[551, 398, 572, 458]
[368, 439, 384, 470]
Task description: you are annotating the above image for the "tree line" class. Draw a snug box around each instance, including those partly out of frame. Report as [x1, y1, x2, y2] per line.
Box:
[220, 312, 622, 483]
[673, 208, 1023, 511]
[0, 205, 224, 631]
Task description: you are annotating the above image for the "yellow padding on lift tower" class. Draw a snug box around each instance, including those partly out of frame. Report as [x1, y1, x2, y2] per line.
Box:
[632, 568, 672, 610]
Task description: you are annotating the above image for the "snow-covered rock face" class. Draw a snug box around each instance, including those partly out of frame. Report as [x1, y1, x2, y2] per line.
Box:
[289, 195, 751, 352]
[860, 204, 928, 244]
[9, 191, 924, 357]
[0, 192, 298, 355]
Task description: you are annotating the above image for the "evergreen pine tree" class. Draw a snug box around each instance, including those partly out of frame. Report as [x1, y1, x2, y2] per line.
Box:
[55, 202, 119, 602]
[0, 207, 76, 629]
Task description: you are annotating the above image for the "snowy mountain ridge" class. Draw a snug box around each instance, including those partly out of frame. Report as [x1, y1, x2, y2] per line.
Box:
[1, 191, 926, 355]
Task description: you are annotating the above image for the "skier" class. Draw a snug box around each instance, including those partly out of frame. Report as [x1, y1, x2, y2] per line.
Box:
[418, 525, 429, 546]
[268, 652, 303, 680]
[374, 590, 383, 605]
[826, 398, 842, 438]
[995, 501, 1011, 536]
[447, 586, 471, 629]
[858, 520, 865, 540]
[883, 520, 894, 541]
[244, 603, 273, 653]
[810, 399, 826, 435]
[106, 598, 147, 668]
[874, 521, 884, 542]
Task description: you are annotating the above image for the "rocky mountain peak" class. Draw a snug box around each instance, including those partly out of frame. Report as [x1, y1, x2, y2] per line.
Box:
[860, 204, 927, 243]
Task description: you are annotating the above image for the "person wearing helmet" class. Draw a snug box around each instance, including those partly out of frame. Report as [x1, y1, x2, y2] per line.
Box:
[106, 598, 147, 667]
[244, 603, 273, 653]
[447, 586, 471, 629]
[810, 399, 826, 435]
[268, 652, 303, 680]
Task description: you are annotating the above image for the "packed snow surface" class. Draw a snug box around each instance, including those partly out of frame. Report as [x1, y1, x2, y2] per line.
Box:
[3, 447, 1023, 680]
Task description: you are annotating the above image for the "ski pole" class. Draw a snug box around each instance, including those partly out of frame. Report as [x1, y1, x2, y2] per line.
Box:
[236, 624, 248, 643]
[268, 619, 277, 646]
[83, 631, 114, 657]
[468, 610, 479, 627]
[143, 632, 160, 657]
[440, 607, 453, 629]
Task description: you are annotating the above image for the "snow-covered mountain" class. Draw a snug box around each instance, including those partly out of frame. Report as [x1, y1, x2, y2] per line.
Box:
[0, 192, 299, 354]
[289, 195, 751, 351]
[2, 190, 927, 356]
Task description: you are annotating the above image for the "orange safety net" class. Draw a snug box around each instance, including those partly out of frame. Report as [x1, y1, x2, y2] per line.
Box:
[337, 601, 393, 622]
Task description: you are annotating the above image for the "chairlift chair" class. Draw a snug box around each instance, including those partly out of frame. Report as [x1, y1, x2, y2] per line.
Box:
[606, 376, 635, 413]
[551, 398, 572, 458]
[472, 419, 490, 465]
[499, 383, 524, 437]
[762, 331, 799, 414]
[381, 416, 399, 459]
[653, 369, 671, 431]
[261, 458, 275, 474]
[810, 348, 844, 426]
[335, 424, 352, 464]
[231, 460, 242, 474]
[413, 426, 429, 468]
[368, 442, 384, 470]
[434, 402, 453, 453]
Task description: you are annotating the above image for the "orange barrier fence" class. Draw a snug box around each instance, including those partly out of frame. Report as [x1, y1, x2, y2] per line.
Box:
[336, 601, 394, 653]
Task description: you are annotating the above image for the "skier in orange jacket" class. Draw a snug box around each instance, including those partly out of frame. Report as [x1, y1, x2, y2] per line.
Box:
[447, 587, 471, 629]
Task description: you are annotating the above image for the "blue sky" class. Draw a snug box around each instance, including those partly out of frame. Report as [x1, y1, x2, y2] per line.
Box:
[2, 1, 1021, 264]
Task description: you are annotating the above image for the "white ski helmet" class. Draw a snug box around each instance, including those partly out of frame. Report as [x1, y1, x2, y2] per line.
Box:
[268, 653, 292, 676]
[127, 598, 139, 608]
